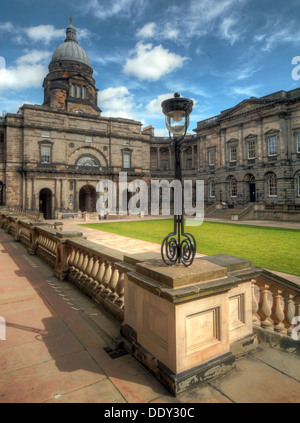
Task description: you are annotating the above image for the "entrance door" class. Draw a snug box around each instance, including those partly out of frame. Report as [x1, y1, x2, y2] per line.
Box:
[250, 183, 256, 202]
[79, 185, 96, 212]
[39, 188, 52, 219]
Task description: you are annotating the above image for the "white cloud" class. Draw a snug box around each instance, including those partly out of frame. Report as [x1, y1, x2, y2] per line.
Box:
[123, 42, 188, 81]
[145, 93, 175, 115]
[98, 86, 137, 119]
[25, 25, 65, 44]
[219, 16, 242, 45]
[231, 85, 261, 97]
[137, 22, 156, 39]
[0, 50, 50, 92]
[84, 0, 146, 19]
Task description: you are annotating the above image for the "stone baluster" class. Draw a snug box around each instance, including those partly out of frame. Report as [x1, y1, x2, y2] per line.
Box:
[252, 280, 260, 326]
[115, 272, 126, 309]
[282, 292, 295, 337]
[94, 258, 106, 294]
[257, 281, 273, 329]
[102, 261, 112, 292]
[270, 286, 285, 333]
[107, 264, 120, 301]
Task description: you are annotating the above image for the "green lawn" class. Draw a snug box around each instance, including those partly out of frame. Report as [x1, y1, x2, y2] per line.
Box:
[80, 219, 300, 276]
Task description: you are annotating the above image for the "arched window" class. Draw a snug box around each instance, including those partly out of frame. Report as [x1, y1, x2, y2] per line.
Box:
[209, 180, 215, 198]
[267, 173, 277, 197]
[77, 156, 98, 167]
[230, 178, 237, 197]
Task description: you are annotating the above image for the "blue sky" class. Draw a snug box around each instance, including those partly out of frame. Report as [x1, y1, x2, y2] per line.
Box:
[0, 0, 300, 135]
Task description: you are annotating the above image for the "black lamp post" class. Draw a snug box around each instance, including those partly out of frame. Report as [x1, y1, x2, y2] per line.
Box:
[160, 93, 196, 267]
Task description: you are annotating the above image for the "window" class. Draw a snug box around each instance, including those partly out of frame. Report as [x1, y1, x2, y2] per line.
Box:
[208, 149, 215, 166]
[123, 140, 130, 146]
[77, 156, 98, 167]
[229, 145, 237, 162]
[41, 146, 51, 163]
[230, 178, 237, 197]
[247, 140, 255, 159]
[162, 160, 169, 170]
[186, 158, 192, 170]
[298, 175, 300, 197]
[85, 136, 93, 143]
[71, 84, 87, 99]
[41, 131, 50, 138]
[297, 133, 300, 153]
[268, 136, 277, 156]
[123, 152, 131, 169]
[69, 194, 73, 206]
[209, 181, 215, 198]
[267, 174, 277, 197]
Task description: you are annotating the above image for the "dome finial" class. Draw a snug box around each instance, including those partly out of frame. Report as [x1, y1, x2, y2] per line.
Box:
[65, 18, 77, 43]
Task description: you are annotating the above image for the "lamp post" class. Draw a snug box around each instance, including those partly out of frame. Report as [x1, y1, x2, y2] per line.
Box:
[160, 93, 196, 267]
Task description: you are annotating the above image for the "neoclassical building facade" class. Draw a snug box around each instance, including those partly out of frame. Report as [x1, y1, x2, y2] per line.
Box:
[0, 20, 300, 219]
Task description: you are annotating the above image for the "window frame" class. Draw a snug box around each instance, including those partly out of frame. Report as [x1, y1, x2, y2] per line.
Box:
[209, 180, 215, 198]
[229, 144, 237, 162]
[208, 148, 215, 166]
[267, 173, 277, 197]
[230, 178, 237, 198]
[268, 136, 277, 156]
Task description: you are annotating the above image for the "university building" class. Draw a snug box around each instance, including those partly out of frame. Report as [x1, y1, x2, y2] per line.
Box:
[0, 21, 300, 220]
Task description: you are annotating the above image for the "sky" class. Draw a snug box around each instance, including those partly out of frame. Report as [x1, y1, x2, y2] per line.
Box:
[0, 0, 300, 136]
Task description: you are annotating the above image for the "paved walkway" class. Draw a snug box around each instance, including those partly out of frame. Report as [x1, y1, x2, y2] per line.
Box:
[0, 226, 300, 403]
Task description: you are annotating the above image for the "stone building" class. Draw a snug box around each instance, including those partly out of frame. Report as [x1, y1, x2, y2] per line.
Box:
[151, 90, 300, 220]
[0, 21, 152, 219]
[0, 20, 300, 220]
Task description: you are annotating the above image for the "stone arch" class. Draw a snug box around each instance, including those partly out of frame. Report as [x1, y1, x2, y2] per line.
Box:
[69, 146, 108, 168]
[39, 188, 53, 219]
[79, 184, 96, 212]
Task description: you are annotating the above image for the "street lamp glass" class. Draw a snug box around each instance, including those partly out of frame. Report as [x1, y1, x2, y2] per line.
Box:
[161, 93, 193, 136]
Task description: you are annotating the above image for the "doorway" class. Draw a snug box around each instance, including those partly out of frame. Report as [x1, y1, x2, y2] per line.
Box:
[39, 188, 52, 219]
[79, 185, 96, 212]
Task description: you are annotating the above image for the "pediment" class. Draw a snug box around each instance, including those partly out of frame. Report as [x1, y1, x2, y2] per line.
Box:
[220, 99, 274, 120]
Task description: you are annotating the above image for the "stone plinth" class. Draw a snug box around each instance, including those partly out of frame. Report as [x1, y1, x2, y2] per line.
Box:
[121, 254, 261, 396]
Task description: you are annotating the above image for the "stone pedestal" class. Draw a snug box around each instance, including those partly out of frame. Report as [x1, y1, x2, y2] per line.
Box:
[121, 253, 261, 396]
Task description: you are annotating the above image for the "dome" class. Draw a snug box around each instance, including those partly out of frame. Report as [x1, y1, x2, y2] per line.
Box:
[51, 21, 91, 67]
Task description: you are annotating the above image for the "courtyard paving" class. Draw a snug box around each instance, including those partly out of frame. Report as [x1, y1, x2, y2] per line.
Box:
[0, 217, 300, 403]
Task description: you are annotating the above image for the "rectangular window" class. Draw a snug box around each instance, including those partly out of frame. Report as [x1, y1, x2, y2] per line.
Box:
[123, 153, 131, 169]
[85, 136, 93, 142]
[297, 133, 300, 153]
[247, 140, 255, 159]
[208, 149, 215, 166]
[229, 145, 237, 162]
[209, 181, 215, 198]
[41, 131, 50, 138]
[82, 86, 87, 99]
[231, 179, 237, 197]
[186, 158, 192, 170]
[76, 85, 81, 98]
[71, 84, 76, 97]
[41, 146, 51, 164]
[268, 136, 277, 156]
[298, 175, 300, 196]
[123, 140, 130, 146]
[162, 160, 169, 170]
[69, 194, 73, 206]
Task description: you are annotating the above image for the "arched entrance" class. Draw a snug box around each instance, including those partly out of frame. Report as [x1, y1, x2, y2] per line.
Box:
[247, 175, 256, 202]
[39, 188, 52, 219]
[79, 185, 96, 212]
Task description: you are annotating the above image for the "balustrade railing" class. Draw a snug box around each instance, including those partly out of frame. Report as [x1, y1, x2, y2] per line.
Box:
[1, 210, 299, 341]
[252, 271, 300, 340]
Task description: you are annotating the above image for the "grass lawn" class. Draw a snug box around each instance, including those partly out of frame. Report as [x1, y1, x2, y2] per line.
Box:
[80, 219, 300, 277]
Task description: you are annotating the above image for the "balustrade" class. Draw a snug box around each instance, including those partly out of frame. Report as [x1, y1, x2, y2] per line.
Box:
[252, 271, 300, 339]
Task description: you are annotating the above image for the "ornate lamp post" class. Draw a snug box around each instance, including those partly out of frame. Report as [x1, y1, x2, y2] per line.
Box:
[160, 93, 196, 267]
